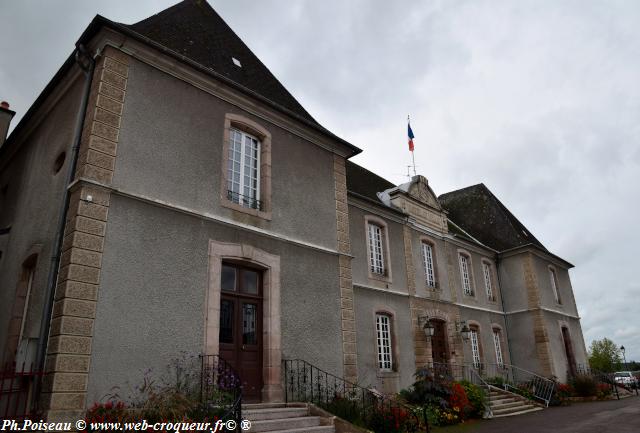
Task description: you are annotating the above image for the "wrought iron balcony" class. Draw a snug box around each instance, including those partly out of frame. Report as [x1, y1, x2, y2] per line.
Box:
[227, 190, 262, 211]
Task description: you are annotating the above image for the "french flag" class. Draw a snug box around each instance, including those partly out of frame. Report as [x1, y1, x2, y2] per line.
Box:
[408, 122, 415, 152]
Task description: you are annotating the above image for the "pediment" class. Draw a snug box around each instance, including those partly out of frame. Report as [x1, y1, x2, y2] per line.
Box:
[407, 176, 442, 210]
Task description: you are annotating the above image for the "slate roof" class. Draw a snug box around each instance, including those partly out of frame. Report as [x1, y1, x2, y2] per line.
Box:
[345, 160, 395, 203]
[124, 0, 317, 125]
[439, 183, 547, 252]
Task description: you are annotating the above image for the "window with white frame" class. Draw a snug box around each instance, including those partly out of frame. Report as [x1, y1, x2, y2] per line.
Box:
[422, 242, 436, 288]
[459, 253, 473, 296]
[493, 329, 504, 367]
[376, 314, 393, 371]
[482, 262, 494, 301]
[227, 128, 261, 209]
[549, 268, 562, 304]
[368, 223, 385, 275]
[470, 327, 481, 368]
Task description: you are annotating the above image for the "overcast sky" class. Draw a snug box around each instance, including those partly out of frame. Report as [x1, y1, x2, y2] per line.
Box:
[1, 1, 639, 361]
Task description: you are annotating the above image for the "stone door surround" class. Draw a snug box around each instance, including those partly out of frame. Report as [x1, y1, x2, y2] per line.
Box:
[206, 240, 283, 402]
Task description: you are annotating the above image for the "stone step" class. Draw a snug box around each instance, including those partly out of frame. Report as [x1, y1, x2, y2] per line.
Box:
[268, 426, 334, 433]
[490, 396, 516, 403]
[493, 406, 544, 418]
[491, 400, 527, 410]
[249, 416, 322, 432]
[492, 404, 537, 416]
[244, 407, 309, 421]
[244, 403, 289, 410]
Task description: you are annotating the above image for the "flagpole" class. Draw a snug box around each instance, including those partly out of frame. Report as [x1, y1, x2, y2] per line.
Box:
[408, 115, 416, 176]
[411, 148, 416, 177]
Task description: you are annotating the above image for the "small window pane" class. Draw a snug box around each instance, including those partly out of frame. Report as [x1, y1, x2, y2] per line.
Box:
[242, 269, 259, 294]
[221, 265, 236, 292]
[243, 303, 257, 345]
[220, 300, 234, 344]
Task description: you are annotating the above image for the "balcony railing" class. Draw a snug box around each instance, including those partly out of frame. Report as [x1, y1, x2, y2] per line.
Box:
[227, 190, 262, 211]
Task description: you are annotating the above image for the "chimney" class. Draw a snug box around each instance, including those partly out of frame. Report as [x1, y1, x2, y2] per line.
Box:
[0, 101, 16, 147]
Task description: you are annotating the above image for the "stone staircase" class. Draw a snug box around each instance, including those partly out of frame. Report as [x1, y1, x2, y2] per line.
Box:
[243, 403, 334, 433]
[489, 386, 544, 418]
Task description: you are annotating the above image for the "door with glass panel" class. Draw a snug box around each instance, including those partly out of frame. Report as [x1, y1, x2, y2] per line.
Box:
[219, 263, 263, 402]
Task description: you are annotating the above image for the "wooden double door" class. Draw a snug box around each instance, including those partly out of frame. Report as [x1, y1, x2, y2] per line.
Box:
[219, 263, 263, 402]
[430, 319, 450, 364]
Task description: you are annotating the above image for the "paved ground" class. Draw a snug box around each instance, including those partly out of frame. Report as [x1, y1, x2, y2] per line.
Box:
[432, 396, 640, 433]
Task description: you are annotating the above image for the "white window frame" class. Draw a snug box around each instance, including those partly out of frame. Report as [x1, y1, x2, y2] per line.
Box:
[482, 261, 494, 301]
[376, 314, 393, 371]
[227, 128, 261, 208]
[422, 242, 436, 288]
[368, 223, 385, 275]
[470, 328, 481, 368]
[549, 267, 561, 304]
[493, 329, 504, 367]
[459, 253, 473, 296]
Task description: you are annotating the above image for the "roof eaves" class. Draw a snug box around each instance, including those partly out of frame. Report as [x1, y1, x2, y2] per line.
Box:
[499, 243, 574, 268]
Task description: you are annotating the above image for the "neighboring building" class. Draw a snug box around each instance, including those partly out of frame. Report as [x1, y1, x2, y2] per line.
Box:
[0, 0, 587, 422]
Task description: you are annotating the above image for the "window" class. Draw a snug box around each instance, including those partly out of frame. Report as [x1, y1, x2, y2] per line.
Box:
[368, 223, 385, 275]
[221, 114, 272, 219]
[549, 267, 562, 304]
[421, 242, 436, 288]
[376, 314, 393, 371]
[459, 253, 473, 296]
[482, 262, 495, 301]
[493, 328, 504, 367]
[470, 327, 481, 368]
[227, 128, 261, 209]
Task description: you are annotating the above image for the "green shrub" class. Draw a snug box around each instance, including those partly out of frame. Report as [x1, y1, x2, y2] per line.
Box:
[571, 374, 598, 397]
[457, 380, 486, 418]
[399, 368, 452, 409]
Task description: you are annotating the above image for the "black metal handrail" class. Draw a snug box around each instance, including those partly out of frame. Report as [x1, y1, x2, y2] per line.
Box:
[424, 361, 555, 407]
[227, 190, 262, 210]
[200, 355, 242, 424]
[283, 359, 428, 433]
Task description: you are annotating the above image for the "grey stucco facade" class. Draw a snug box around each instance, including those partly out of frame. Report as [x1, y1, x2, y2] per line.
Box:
[0, 0, 590, 422]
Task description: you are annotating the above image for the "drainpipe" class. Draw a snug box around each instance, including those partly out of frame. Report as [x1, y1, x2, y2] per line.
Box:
[32, 43, 96, 412]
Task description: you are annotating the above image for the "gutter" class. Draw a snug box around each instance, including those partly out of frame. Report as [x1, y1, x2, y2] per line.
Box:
[32, 44, 96, 411]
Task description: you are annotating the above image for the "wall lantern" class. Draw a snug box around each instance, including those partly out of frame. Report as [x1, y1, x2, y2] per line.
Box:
[418, 315, 435, 339]
[456, 320, 471, 342]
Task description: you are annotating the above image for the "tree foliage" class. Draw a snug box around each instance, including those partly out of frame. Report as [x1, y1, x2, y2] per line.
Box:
[588, 338, 622, 372]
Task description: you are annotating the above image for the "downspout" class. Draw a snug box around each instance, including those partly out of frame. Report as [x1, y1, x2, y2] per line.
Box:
[32, 43, 96, 411]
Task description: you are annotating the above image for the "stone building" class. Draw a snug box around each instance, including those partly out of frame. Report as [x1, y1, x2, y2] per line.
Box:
[0, 0, 587, 422]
